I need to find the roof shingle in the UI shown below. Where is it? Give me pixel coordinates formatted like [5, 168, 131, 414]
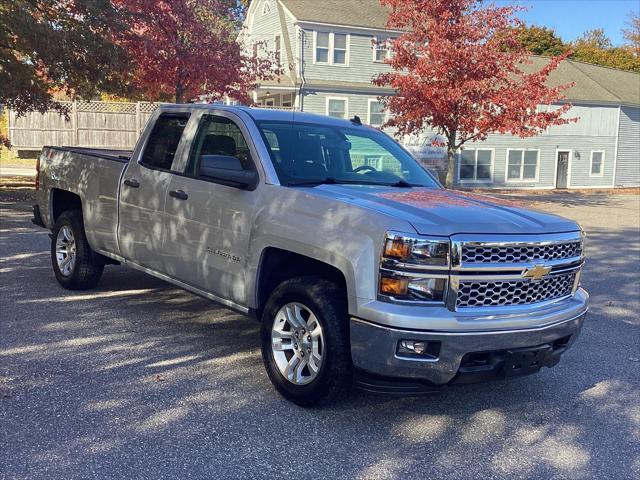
[280, 0, 392, 30]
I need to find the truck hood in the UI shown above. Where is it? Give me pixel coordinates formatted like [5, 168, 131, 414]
[304, 185, 579, 236]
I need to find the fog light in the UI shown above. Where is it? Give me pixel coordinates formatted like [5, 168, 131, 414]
[400, 340, 426, 354]
[397, 340, 440, 359]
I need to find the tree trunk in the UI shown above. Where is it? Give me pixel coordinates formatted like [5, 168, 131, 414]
[175, 83, 184, 104]
[445, 131, 457, 188]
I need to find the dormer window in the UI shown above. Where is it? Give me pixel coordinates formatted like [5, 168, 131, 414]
[262, 1, 271, 15]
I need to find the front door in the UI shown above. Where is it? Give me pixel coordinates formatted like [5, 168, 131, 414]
[163, 113, 260, 305]
[556, 151, 570, 189]
[118, 112, 190, 271]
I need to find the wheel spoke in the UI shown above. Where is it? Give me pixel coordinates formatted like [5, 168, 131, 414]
[284, 355, 301, 382]
[294, 357, 307, 383]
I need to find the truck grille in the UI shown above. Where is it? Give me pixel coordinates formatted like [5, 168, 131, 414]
[456, 272, 576, 308]
[461, 241, 582, 264]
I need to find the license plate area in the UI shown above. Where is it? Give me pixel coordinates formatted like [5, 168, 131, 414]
[503, 345, 553, 377]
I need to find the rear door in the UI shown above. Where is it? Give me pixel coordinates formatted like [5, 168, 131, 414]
[162, 112, 262, 306]
[118, 112, 191, 271]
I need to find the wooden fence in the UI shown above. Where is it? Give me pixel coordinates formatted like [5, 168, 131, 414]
[8, 101, 160, 151]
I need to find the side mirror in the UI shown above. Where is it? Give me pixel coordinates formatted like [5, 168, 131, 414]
[198, 155, 259, 190]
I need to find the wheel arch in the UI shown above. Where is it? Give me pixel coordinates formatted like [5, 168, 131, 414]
[253, 247, 352, 318]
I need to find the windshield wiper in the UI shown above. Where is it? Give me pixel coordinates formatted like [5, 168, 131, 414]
[287, 178, 424, 188]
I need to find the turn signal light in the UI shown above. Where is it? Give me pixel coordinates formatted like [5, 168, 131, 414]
[380, 276, 408, 296]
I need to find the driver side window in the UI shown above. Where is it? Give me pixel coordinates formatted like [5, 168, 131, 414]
[187, 115, 253, 178]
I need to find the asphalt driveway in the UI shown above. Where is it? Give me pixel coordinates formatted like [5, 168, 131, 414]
[1, 192, 639, 479]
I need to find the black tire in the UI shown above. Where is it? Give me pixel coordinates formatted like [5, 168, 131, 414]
[260, 276, 352, 407]
[51, 210, 104, 290]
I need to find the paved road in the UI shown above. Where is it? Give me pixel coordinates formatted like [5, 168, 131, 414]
[1, 193, 639, 480]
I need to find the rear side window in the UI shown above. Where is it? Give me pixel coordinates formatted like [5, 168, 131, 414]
[141, 114, 190, 170]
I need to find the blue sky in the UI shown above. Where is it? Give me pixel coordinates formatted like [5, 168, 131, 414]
[500, 0, 638, 46]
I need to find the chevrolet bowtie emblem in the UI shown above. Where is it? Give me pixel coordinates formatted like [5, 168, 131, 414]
[522, 264, 552, 281]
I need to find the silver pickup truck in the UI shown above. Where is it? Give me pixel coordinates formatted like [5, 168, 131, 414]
[33, 105, 589, 406]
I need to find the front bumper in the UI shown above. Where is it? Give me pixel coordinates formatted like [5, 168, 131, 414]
[350, 293, 588, 392]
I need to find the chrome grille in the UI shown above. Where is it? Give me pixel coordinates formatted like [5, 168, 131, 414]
[456, 272, 576, 308]
[461, 241, 582, 264]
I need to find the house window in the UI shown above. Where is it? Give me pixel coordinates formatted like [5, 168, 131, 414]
[507, 149, 539, 181]
[316, 32, 330, 63]
[460, 149, 493, 182]
[590, 151, 604, 176]
[327, 97, 347, 119]
[261, 1, 271, 15]
[373, 37, 390, 62]
[282, 93, 293, 108]
[368, 100, 386, 126]
[274, 34, 281, 66]
[314, 32, 349, 65]
[333, 34, 347, 65]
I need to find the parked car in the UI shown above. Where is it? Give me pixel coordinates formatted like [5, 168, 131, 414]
[32, 105, 589, 406]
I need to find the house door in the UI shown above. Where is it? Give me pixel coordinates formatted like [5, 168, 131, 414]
[556, 151, 570, 188]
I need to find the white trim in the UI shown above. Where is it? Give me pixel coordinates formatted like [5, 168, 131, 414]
[326, 96, 349, 119]
[367, 98, 387, 126]
[504, 148, 541, 183]
[457, 148, 495, 184]
[611, 105, 621, 187]
[312, 31, 350, 67]
[296, 20, 403, 35]
[589, 150, 606, 177]
[554, 149, 572, 188]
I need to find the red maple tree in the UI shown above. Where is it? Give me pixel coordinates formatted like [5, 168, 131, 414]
[113, 0, 278, 103]
[374, 0, 575, 187]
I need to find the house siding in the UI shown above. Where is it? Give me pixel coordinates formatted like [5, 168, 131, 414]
[301, 28, 393, 84]
[302, 90, 383, 122]
[454, 104, 619, 188]
[615, 106, 640, 187]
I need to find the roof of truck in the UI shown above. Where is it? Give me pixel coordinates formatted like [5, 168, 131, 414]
[158, 104, 374, 128]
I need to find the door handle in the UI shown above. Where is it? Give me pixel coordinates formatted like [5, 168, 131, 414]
[124, 178, 140, 188]
[169, 189, 188, 200]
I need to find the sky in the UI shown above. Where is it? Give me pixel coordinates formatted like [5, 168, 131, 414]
[500, 0, 639, 46]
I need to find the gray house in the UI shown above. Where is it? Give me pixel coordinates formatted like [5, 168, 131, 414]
[244, 0, 640, 189]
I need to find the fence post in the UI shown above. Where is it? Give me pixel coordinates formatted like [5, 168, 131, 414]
[72, 101, 79, 146]
[136, 102, 141, 135]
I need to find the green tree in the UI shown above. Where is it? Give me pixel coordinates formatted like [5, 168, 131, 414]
[514, 25, 568, 56]
[0, 0, 131, 146]
[571, 29, 640, 73]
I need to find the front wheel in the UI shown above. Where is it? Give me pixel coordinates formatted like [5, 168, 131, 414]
[51, 210, 104, 290]
[260, 277, 352, 407]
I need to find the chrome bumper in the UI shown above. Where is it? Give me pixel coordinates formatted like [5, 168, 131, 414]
[350, 295, 588, 386]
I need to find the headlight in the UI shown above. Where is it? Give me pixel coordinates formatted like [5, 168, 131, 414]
[379, 232, 450, 304]
[382, 232, 449, 268]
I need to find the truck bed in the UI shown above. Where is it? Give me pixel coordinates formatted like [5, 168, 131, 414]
[46, 146, 132, 162]
[38, 146, 132, 257]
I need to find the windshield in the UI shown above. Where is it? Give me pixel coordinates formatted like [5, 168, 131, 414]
[256, 120, 441, 188]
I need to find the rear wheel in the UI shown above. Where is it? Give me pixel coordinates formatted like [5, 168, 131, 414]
[260, 276, 352, 406]
[51, 210, 104, 290]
